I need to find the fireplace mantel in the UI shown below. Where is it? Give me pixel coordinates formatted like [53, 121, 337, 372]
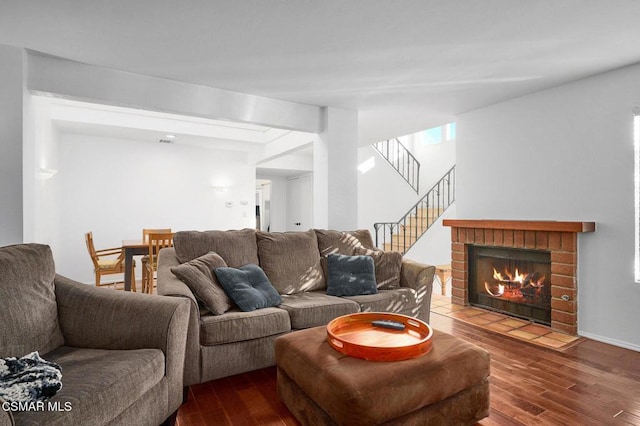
[443, 219, 595, 233]
[442, 219, 596, 336]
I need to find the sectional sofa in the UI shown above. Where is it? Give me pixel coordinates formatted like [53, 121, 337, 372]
[157, 228, 435, 386]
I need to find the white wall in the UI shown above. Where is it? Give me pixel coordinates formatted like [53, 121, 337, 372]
[21, 51, 367, 243]
[258, 151, 313, 174]
[54, 133, 255, 283]
[403, 137, 457, 291]
[405, 205, 456, 265]
[405, 205, 457, 297]
[0, 45, 24, 245]
[28, 98, 62, 254]
[315, 107, 359, 230]
[457, 63, 640, 350]
[357, 146, 420, 240]
[411, 138, 456, 195]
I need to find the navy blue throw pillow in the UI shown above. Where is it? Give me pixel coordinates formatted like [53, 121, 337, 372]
[214, 264, 282, 311]
[326, 253, 377, 297]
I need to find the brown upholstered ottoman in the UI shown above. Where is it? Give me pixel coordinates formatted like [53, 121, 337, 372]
[275, 326, 490, 426]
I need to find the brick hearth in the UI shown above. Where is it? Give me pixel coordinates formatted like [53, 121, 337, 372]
[442, 220, 595, 336]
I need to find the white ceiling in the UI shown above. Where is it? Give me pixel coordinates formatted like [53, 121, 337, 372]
[3, 1, 640, 143]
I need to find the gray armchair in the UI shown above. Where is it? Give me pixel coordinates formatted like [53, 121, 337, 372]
[0, 244, 190, 426]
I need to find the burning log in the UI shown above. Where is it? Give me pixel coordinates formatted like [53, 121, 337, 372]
[486, 266, 546, 300]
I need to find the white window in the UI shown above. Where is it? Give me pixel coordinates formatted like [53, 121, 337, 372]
[422, 127, 442, 145]
[445, 122, 456, 141]
[420, 123, 456, 145]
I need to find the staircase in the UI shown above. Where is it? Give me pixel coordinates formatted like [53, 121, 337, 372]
[373, 138, 420, 193]
[374, 166, 456, 254]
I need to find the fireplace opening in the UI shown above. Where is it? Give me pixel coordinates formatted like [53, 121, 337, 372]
[468, 246, 551, 325]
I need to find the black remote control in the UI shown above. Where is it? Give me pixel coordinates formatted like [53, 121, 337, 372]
[371, 320, 405, 331]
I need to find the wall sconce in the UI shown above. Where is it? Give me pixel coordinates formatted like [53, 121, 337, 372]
[39, 168, 58, 180]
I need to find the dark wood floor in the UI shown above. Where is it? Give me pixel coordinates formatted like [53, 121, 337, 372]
[177, 312, 640, 425]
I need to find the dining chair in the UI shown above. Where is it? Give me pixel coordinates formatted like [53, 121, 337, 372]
[140, 228, 172, 292]
[142, 228, 172, 243]
[85, 231, 136, 290]
[142, 232, 174, 294]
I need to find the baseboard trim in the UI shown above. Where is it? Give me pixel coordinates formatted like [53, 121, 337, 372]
[578, 330, 640, 352]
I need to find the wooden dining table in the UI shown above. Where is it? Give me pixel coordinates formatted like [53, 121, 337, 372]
[122, 240, 149, 292]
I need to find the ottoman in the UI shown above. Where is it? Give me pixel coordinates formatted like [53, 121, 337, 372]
[275, 326, 490, 426]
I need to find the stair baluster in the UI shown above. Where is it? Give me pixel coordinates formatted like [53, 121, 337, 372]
[374, 165, 456, 254]
[373, 138, 420, 193]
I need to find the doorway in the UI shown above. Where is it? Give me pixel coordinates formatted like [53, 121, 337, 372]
[286, 174, 313, 231]
[256, 179, 272, 231]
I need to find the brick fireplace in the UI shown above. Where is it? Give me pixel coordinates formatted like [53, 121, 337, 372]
[442, 220, 595, 336]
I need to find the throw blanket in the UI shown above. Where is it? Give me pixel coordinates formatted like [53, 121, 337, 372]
[0, 351, 62, 403]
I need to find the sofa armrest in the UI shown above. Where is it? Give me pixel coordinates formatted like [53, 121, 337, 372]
[54, 274, 190, 412]
[55, 274, 188, 351]
[400, 259, 435, 322]
[157, 247, 202, 387]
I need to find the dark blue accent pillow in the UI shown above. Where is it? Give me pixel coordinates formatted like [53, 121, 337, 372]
[326, 253, 378, 297]
[214, 264, 282, 311]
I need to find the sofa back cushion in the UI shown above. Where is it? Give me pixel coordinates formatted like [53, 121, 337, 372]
[0, 244, 64, 357]
[173, 229, 259, 267]
[256, 230, 325, 294]
[353, 247, 403, 290]
[314, 229, 375, 256]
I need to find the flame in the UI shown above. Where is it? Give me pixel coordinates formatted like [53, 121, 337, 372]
[493, 267, 533, 284]
[513, 268, 526, 284]
[486, 265, 547, 298]
[531, 274, 546, 287]
[484, 281, 505, 297]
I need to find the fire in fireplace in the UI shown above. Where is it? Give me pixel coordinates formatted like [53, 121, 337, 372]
[468, 246, 551, 325]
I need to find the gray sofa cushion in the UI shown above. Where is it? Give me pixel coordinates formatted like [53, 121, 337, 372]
[354, 247, 403, 290]
[314, 229, 375, 257]
[345, 288, 418, 316]
[279, 292, 360, 329]
[13, 346, 164, 425]
[173, 229, 259, 267]
[257, 230, 325, 294]
[214, 264, 282, 312]
[0, 244, 64, 358]
[171, 251, 232, 315]
[200, 335, 284, 383]
[199, 308, 290, 345]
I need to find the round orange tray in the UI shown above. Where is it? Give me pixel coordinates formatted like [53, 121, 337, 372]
[326, 312, 433, 361]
